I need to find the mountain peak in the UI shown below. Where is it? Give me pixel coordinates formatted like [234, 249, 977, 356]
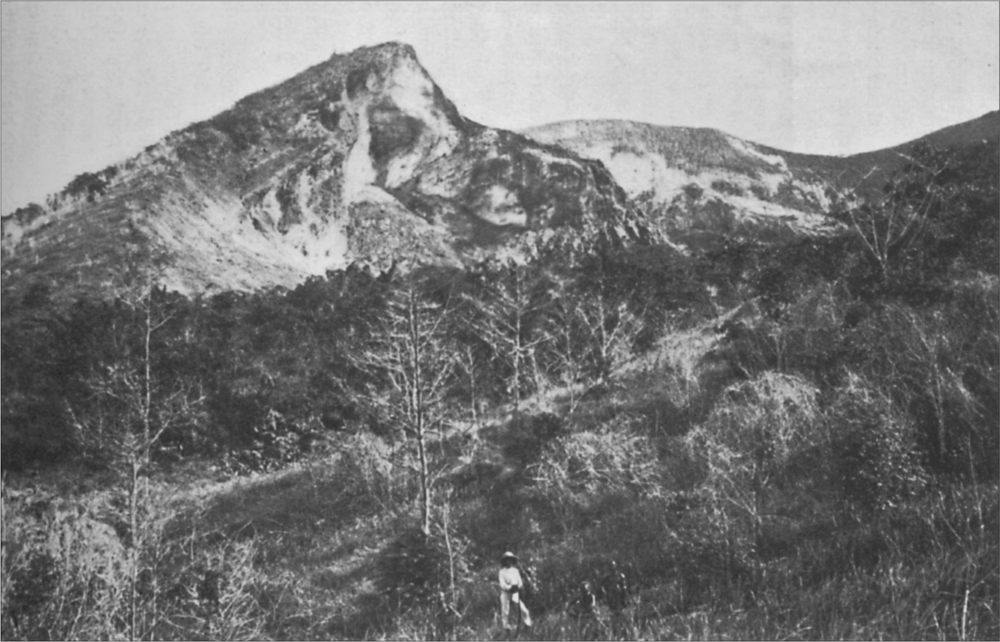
[337, 41, 419, 61]
[325, 41, 423, 83]
[2, 42, 651, 299]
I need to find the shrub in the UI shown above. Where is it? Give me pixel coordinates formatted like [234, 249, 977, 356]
[375, 527, 470, 612]
[1, 478, 290, 641]
[62, 169, 114, 202]
[852, 295, 999, 479]
[682, 183, 704, 200]
[673, 371, 823, 605]
[827, 373, 928, 513]
[332, 432, 416, 515]
[685, 372, 822, 518]
[500, 412, 567, 466]
[219, 411, 320, 476]
[527, 417, 662, 522]
[208, 110, 263, 152]
[2, 489, 126, 640]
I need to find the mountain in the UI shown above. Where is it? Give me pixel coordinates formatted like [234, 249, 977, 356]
[522, 111, 999, 246]
[1, 43, 650, 299]
[3, 40, 994, 300]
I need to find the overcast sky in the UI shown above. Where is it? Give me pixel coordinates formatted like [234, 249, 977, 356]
[2, 2, 998, 215]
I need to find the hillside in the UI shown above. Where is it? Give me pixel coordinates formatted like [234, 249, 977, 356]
[5, 157, 998, 636]
[4, 245, 998, 638]
[774, 109, 1000, 195]
[1, 43, 649, 300]
[522, 110, 999, 245]
[522, 120, 840, 244]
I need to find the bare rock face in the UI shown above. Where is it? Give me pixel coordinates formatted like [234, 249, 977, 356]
[522, 120, 843, 246]
[1, 43, 651, 299]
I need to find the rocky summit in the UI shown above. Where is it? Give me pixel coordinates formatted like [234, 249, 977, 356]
[1, 43, 650, 298]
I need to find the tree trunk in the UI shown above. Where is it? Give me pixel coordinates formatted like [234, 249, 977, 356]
[409, 288, 433, 536]
[513, 312, 522, 413]
[129, 457, 140, 640]
[417, 412, 431, 535]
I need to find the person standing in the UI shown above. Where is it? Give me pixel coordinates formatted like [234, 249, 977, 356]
[498, 551, 532, 631]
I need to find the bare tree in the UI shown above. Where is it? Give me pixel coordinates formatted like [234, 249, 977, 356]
[543, 257, 645, 410]
[462, 261, 549, 412]
[358, 276, 456, 534]
[455, 343, 483, 429]
[68, 237, 203, 639]
[546, 296, 588, 409]
[574, 289, 644, 383]
[835, 146, 955, 282]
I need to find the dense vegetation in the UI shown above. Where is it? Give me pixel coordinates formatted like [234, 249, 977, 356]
[3, 142, 998, 639]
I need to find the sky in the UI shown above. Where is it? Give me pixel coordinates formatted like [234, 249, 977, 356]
[2, 2, 998, 215]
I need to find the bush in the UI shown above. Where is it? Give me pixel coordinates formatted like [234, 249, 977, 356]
[527, 417, 662, 520]
[850, 293, 999, 479]
[208, 109, 263, 152]
[375, 528, 469, 612]
[684, 372, 822, 519]
[1, 479, 291, 641]
[2, 489, 126, 640]
[219, 410, 320, 476]
[62, 167, 116, 201]
[333, 432, 416, 514]
[500, 412, 567, 466]
[827, 373, 928, 513]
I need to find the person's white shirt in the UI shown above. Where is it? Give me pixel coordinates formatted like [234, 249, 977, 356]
[498, 566, 523, 593]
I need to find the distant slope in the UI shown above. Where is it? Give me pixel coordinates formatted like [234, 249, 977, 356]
[522, 111, 999, 245]
[522, 120, 843, 245]
[1, 43, 650, 300]
[774, 109, 1000, 194]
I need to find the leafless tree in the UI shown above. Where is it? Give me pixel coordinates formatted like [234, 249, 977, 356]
[358, 276, 456, 534]
[574, 289, 644, 383]
[835, 148, 955, 281]
[68, 238, 203, 638]
[462, 262, 548, 412]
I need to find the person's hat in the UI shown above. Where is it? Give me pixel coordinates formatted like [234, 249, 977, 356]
[500, 551, 518, 562]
